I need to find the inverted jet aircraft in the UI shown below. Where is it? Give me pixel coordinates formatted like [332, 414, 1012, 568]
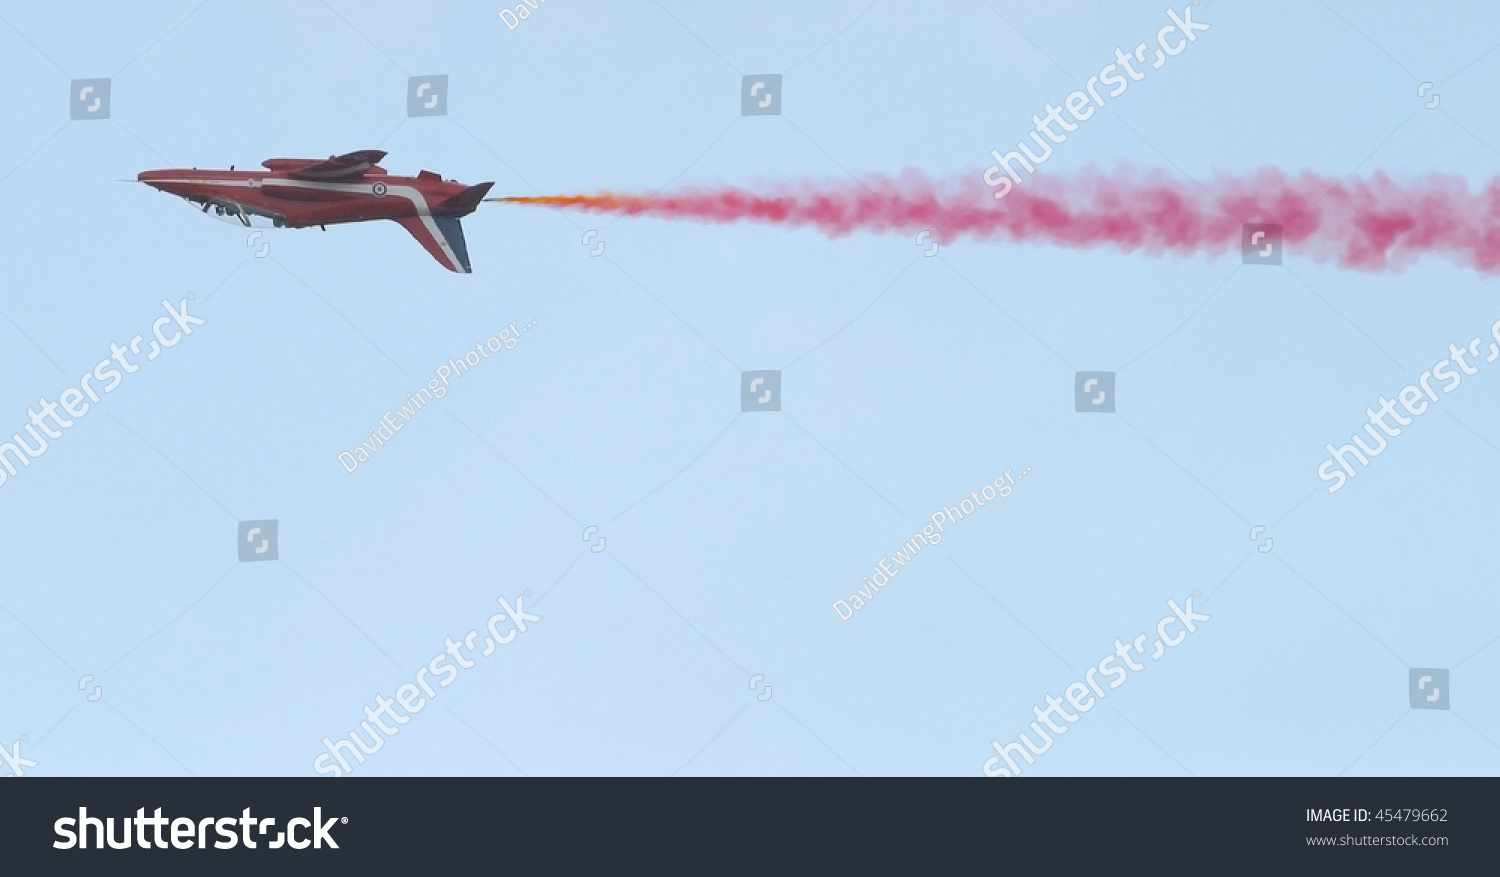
[138, 150, 493, 273]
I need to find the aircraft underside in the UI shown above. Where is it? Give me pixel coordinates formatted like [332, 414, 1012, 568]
[140, 150, 493, 272]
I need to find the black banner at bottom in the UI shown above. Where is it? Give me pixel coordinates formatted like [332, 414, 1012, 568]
[0, 777, 1487, 872]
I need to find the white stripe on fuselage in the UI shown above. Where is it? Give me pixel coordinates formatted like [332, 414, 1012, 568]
[148, 176, 462, 271]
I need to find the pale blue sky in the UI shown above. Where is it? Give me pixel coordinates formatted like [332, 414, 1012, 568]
[3, 0, 1500, 776]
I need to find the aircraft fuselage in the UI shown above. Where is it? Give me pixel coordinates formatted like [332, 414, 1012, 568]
[138, 150, 494, 273]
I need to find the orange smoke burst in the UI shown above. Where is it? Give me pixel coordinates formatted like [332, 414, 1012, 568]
[488, 194, 638, 210]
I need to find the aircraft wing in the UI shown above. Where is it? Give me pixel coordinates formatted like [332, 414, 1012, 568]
[285, 150, 388, 181]
[395, 215, 473, 273]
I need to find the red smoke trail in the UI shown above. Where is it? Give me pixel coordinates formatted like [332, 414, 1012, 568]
[493, 167, 1500, 273]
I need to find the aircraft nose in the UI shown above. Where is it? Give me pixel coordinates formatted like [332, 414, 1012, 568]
[137, 171, 186, 195]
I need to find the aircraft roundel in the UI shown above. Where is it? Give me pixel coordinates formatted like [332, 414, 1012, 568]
[372, 182, 388, 197]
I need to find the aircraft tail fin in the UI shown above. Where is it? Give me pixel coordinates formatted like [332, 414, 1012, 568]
[396, 215, 473, 273]
[437, 181, 494, 216]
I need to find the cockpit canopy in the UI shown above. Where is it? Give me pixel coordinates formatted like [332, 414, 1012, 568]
[263, 150, 388, 181]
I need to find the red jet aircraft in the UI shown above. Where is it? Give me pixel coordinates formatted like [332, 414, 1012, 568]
[138, 150, 493, 273]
